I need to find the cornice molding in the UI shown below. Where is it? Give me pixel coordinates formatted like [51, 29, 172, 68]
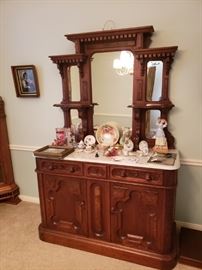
[49, 54, 86, 65]
[66, 25, 154, 43]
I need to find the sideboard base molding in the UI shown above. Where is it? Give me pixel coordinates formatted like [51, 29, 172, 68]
[39, 224, 178, 270]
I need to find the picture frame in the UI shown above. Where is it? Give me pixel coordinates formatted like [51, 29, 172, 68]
[33, 145, 74, 159]
[11, 65, 40, 97]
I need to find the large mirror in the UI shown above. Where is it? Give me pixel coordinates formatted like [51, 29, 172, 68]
[91, 52, 133, 128]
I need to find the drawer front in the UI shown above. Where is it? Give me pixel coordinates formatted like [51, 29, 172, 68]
[84, 163, 107, 179]
[37, 159, 83, 176]
[109, 166, 163, 185]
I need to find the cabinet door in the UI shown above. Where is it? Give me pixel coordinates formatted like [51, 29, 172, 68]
[87, 180, 110, 241]
[110, 183, 162, 252]
[42, 174, 87, 236]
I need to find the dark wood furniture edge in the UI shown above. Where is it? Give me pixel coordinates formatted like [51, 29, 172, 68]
[39, 224, 178, 270]
[179, 256, 202, 269]
[0, 183, 21, 204]
[0, 97, 21, 204]
[179, 227, 202, 268]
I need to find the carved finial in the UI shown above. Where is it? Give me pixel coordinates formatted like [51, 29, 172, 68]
[102, 20, 116, 30]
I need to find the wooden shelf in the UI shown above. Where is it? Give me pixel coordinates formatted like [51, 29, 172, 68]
[53, 103, 98, 109]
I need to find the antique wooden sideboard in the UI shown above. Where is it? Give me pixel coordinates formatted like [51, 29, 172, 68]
[35, 26, 179, 269]
[36, 153, 179, 270]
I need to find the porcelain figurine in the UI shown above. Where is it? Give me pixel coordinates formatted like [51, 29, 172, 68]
[77, 140, 85, 150]
[153, 118, 168, 154]
[139, 140, 149, 156]
[123, 138, 134, 156]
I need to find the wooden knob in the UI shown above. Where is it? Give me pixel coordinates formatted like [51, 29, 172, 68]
[145, 173, 151, 181]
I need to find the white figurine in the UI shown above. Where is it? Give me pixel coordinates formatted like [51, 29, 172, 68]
[123, 138, 134, 156]
[78, 140, 85, 149]
[153, 118, 168, 154]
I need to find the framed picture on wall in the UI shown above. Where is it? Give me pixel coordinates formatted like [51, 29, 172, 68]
[11, 65, 40, 97]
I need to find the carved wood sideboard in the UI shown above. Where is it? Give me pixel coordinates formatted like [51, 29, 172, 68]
[35, 25, 180, 269]
[36, 156, 178, 269]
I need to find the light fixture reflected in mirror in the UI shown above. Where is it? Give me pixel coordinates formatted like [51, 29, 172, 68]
[113, 51, 134, 76]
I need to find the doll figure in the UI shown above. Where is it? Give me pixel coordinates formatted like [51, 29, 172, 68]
[153, 118, 168, 154]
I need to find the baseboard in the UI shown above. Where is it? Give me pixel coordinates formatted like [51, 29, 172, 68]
[19, 195, 39, 204]
[176, 220, 202, 231]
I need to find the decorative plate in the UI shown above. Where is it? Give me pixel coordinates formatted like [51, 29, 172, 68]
[96, 123, 120, 147]
[84, 135, 96, 146]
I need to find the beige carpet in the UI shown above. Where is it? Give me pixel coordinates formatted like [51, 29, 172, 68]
[0, 201, 199, 270]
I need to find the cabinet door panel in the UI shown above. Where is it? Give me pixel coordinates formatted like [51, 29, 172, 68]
[43, 174, 87, 235]
[87, 180, 110, 241]
[111, 183, 161, 252]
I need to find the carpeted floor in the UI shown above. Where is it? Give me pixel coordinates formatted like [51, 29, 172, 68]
[0, 201, 199, 270]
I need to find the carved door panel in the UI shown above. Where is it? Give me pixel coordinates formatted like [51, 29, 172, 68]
[43, 174, 87, 236]
[110, 183, 162, 252]
[87, 180, 110, 241]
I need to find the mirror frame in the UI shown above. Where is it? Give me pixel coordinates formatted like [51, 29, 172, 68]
[49, 26, 178, 149]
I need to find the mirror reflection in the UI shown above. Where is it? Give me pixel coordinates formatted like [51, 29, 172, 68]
[70, 66, 80, 101]
[70, 109, 81, 126]
[146, 61, 163, 101]
[145, 110, 161, 138]
[91, 52, 133, 128]
[113, 51, 134, 76]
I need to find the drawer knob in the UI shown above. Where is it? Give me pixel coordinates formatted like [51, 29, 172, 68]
[145, 173, 152, 181]
[48, 165, 54, 170]
[69, 167, 75, 173]
[121, 170, 127, 177]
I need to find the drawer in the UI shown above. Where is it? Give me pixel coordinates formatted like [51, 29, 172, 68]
[36, 159, 83, 176]
[84, 163, 107, 179]
[109, 166, 163, 185]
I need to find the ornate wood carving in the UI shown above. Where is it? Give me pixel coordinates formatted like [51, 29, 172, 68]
[85, 163, 107, 179]
[50, 54, 86, 65]
[51, 25, 179, 141]
[36, 158, 178, 269]
[111, 184, 159, 251]
[90, 184, 103, 236]
[43, 174, 87, 235]
[49, 27, 178, 146]
[66, 26, 154, 50]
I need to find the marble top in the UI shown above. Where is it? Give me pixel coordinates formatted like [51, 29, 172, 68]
[64, 149, 180, 171]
